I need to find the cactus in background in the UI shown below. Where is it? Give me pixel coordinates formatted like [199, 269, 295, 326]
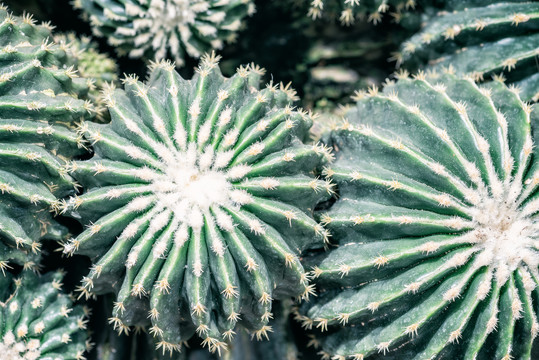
[73, 0, 256, 66]
[54, 33, 119, 121]
[0, 271, 90, 360]
[61, 53, 333, 354]
[0, 7, 95, 272]
[298, 73, 539, 359]
[398, 2, 539, 102]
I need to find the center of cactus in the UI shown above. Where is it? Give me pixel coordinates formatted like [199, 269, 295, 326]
[470, 193, 536, 283]
[149, 0, 195, 30]
[0, 331, 40, 360]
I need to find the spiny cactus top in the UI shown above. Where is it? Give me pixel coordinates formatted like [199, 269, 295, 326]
[74, 0, 256, 66]
[62, 54, 333, 354]
[0, 8, 95, 272]
[0, 271, 90, 360]
[397, 1, 539, 102]
[298, 73, 538, 359]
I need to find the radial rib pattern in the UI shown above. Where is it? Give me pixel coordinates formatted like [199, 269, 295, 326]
[62, 54, 333, 354]
[0, 7, 95, 272]
[298, 73, 539, 359]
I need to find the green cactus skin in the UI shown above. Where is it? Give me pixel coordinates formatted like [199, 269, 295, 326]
[297, 73, 539, 359]
[61, 54, 333, 354]
[0, 271, 90, 360]
[0, 7, 95, 272]
[73, 0, 256, 66]
[398, 2, 539, 102]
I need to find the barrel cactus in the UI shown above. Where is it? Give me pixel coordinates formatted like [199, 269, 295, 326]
[398, 1, 539, 102]
[298, 73, 539, 359]
[61, 53, 333, 353]
[73, 0, 256, 66]
[0, 7, 95, 272]
[0, 271, 90, 360]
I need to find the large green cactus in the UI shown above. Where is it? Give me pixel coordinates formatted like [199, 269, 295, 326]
[0, 7, 95, 272]
[73, 0, 256, 66]
[0, 271, 90, 360]
[61, 54, 333, 354]
[398, 2, 539, 102]
[298, 73, 539, 359]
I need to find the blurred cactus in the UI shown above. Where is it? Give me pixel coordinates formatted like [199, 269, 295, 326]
[73, 0, 256, 66]
[298, 73, 539, 359]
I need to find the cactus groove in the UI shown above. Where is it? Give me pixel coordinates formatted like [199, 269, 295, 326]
[62, 54, 333, 354]
[298, 73, 539, 359]
[0, 7, 95, 272]
[74, 0, 256, 66]
[0, 271, 90, 360]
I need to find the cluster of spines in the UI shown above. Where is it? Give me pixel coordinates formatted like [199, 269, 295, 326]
[396, 2, 539, 102]
[58, 54, 333, 353]
[0, 271, 91, 360]
[0, 7, 95, 271]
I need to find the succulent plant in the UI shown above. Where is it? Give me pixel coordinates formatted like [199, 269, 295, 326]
[297, 73, 539, 359]
[73, 0, 256, 66]
[398, 1, 539, 102]
[0, 7, 95, 272]
[0, 271, 90, 360]
[61, 53, 333, 354]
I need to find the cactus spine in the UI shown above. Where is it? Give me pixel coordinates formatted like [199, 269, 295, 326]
[62, 53, 333, 354]
[74, 0, 256, 66]
[298, 73, 538, 359]
[0, 7, 95, 272]
[0, 271, 90, 360]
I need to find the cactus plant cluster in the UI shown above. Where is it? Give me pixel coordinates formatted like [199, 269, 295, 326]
[0, 271, 90, 360]
[398, 2, 539, 102]
[298, 73, 538, 359]
[73, 0, 256, 66]
[1, 0, 539, 359]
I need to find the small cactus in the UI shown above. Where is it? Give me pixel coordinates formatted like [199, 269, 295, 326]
[398, 2, 539, 102]
[0, 271, 90, 360]
[0, 7, 94, 271]
[299, 73, 538, 359]
[73, 0, 256, 66]
[62, 53, 333, 354]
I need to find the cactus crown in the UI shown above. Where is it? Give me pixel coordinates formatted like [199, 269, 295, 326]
[299, 73, 538, 359]
[62, 53, 333, 354]
[0, 271, 89, 360]
[75, 0, 256, 65]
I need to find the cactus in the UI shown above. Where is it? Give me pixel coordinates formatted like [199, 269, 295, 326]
[0, 271, 90, 360]
[298, 73, 539, 359]
[398, 2, 539, 102]
[73, 0, 256, 66]
[61, 53, 333, 354]
[0, 7, 95, 272]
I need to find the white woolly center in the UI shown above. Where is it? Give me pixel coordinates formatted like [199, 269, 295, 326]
[471, 195, 538, 284]
[0, 332, 41, 360]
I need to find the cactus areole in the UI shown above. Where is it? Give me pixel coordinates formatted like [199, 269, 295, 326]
[299, 73, 539, 359]
[62, 54, 333, 354]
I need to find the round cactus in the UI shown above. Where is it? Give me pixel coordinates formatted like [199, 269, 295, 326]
[73, 0, 256, 66]
[0, 7, 95, 272]
[0, 271, 90, 360]
[397, 2, 539, 102]
[298, 73, 538, 359]
[61, 53, 333, 354]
